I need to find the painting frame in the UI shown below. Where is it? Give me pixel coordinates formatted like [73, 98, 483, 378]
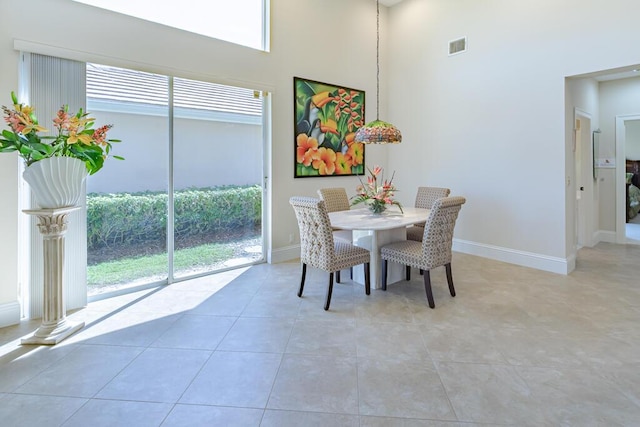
[293, 77, 366, 178]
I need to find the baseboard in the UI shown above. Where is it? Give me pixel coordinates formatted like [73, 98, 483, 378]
[453, 239, 571, 275]
[0, 300, 21, 328]
[274, 240, 570, 274]
[595, 230, 617, 244]
[269, 244, 300, 264]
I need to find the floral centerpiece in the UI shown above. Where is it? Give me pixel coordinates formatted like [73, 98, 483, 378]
[351, 165, 403, 214]
[1, 91, 122, 175]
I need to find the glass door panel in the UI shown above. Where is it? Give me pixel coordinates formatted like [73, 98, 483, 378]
[172, 78, 264, 279]
[86, 64, 170, 297]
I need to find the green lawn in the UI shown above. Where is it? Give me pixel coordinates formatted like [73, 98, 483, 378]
[87, 242, 234, 285]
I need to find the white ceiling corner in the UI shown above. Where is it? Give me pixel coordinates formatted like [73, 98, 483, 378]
[379, 0, 404, 7]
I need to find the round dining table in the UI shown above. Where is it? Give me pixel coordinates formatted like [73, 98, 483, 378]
[328, 207, 430, 289]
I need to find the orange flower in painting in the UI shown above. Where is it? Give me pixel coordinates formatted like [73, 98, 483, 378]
[334, 152, 353, 175]
[344, 132, 356, 145]
[296, 133, 319, 166]
[347, 142, 364, 166]
[312, 147, 336, 175]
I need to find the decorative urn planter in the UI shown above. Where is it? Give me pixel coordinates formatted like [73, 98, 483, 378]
[22, 157, 88, 209]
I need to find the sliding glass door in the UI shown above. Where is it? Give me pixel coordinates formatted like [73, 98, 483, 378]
[85, 64, 264, 297]
[172, 78, 264, 279]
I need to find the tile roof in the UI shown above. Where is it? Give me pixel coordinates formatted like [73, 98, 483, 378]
[86, 63, 262, 116]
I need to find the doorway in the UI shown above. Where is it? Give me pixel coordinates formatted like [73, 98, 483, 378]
[616, 115, 640, 245]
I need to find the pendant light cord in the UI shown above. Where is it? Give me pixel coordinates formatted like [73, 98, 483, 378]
[376, 0, 380, 121]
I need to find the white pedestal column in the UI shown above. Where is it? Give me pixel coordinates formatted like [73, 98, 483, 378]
[22, 207, 84, 345]
[352, 227, 407, 289]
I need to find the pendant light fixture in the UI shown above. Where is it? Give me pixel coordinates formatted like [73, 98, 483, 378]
[354, 0, 402, 144]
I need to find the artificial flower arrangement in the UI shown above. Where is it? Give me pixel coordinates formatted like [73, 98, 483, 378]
[1, 91, 122, 174]
[351, 165, 403, 214]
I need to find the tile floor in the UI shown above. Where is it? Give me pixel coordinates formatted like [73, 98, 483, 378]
[1, 243, 640, 426]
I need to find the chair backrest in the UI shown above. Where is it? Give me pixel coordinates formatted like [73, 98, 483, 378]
[415, 187, 451, 209]
[317, 188, 350, 212]
[289, 196, 335, 270]
[421, 196, 466, 269]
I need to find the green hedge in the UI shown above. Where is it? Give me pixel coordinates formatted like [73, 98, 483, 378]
[87, 185, 262, 250]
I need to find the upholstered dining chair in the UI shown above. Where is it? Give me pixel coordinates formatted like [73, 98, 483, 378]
[317, 187, 350, 212]
[317, 187, 354, 279]
[381, 196, 466, 308]
[290, 196, 371, 310]
[406, 186, 451, 242]
[317, 187, 352, 242]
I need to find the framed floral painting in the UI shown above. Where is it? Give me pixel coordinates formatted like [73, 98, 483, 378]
[294, 77, 365, 177]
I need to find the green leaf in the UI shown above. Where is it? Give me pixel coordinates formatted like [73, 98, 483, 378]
[1, 129, 19, 141]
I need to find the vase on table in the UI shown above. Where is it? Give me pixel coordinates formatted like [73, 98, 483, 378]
[22, 157, 88, 209]
[368, 200, 387, 214]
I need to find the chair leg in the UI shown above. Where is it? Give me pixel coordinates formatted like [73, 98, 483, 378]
[423, 270, 435, 309]
[298, 263, 307, 297]
[350, 267, 353, 280]
[406, 265, 411, 281]
[381, 260, 388, 291]
[445, 263, 456, 297]
[364, 262, 371, 295]
[324, 272, 334, 311]
[336, 270, 341, 283]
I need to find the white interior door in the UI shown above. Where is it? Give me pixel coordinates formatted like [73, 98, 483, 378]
[574, 110, 593, 249]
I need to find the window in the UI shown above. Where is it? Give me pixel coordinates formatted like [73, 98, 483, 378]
[73, 0, 269, 51]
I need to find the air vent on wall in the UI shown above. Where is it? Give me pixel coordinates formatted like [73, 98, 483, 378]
[448, 37, 467, 56]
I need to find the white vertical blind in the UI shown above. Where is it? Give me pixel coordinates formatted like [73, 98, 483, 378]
[27, 53, 88, 318]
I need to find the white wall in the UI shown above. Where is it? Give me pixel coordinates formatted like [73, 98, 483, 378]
[624, 120, 640, 160]
[387, 0, 640, 272]
[626, 120, 640, 160]
[0, 1, 21, 326]
[0, 0, 388, 325]
[598, 78, 640, 159]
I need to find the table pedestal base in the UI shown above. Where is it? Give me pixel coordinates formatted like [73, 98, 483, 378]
[22, 319, 85, 345]
[351, 228, 407, 289]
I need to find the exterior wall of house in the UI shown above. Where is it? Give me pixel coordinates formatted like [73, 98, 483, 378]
[85, 110, 263, 194]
